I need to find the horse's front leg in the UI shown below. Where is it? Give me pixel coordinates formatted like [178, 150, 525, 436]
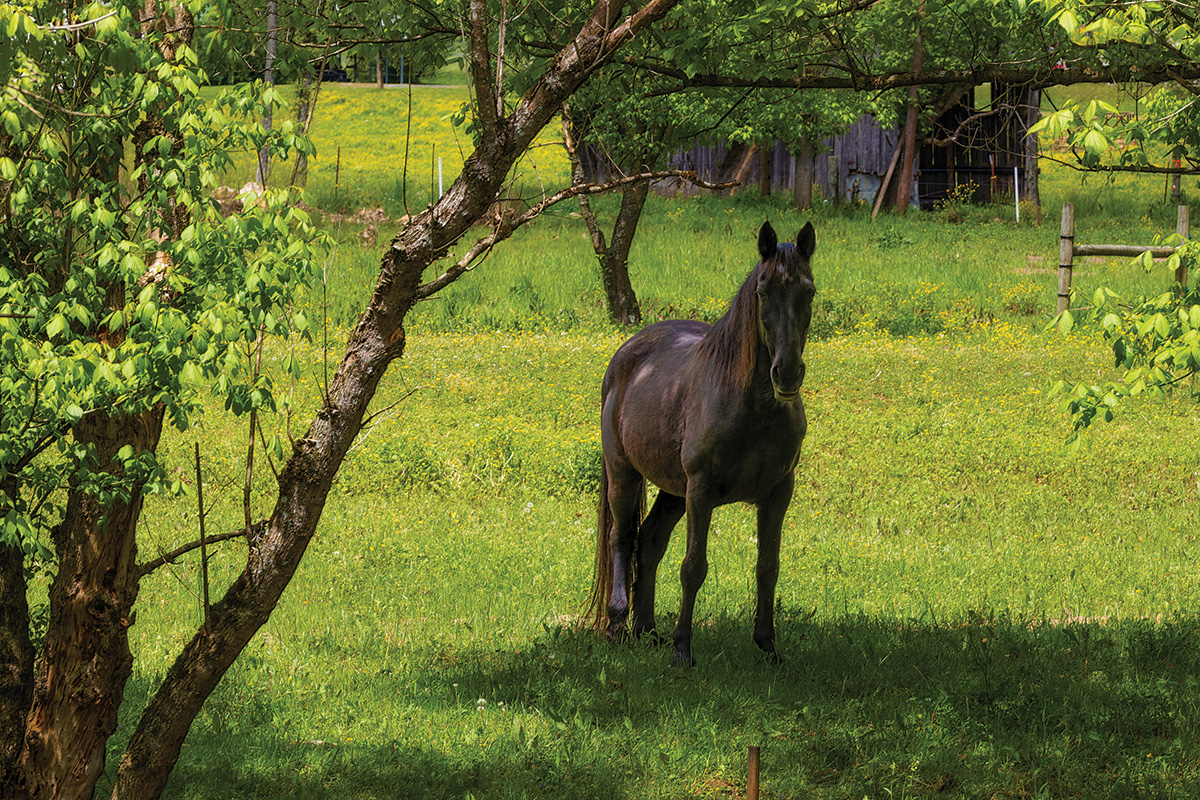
[631, 491, 685, 641]
[753, 473, 795, 662]
[672, 489, 715, 666]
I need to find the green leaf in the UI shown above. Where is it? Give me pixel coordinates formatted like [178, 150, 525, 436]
[46, 314, 67, 340]
[1082, 129, 1109, 156]
[1056, 310, 1075, 335]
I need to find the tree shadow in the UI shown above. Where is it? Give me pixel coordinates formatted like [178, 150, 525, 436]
[108, 609, 1200, 799]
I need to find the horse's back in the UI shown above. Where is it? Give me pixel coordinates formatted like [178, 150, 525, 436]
[602, 320, 708, 391]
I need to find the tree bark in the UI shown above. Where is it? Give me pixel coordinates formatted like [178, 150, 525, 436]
[0, 530, 32, 799]
[1022, 87, 1041, 216]
[896, 4, 924, 216]
[110, 2, 682, 798]
[20, 406, 165, 800]
[598, 182, 649, 326]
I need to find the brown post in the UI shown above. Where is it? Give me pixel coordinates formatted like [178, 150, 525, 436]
[747, 745, 761, 800]
[896, 2, 924, 215]
[1176, 205, 1190, 287]
[793, 137, 814, 211]
[1058, 202, 1075, 314]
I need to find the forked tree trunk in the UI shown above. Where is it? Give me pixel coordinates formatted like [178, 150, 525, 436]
[20, 406, 165, 800]
[598, 182, 649, 326]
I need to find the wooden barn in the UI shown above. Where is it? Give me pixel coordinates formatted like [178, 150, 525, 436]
[592, 84, 1042, 211]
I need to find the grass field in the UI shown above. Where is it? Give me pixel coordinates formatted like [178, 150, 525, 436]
[93, 81, 1200, 798]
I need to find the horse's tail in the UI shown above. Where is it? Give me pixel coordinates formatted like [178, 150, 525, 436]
[584, 460, 645, 632]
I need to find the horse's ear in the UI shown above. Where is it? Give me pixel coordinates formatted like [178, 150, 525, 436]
[796, 222, 816, 260]
[758, 221, 778, 261]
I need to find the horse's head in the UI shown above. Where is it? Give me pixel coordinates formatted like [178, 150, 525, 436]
[755, 221, 816, 404]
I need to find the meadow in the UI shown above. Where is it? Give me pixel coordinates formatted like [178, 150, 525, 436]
[96, 82, 1200, 798]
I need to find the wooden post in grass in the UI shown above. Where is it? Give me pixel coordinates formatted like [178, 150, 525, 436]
[747, 746, 760, 800]
[1058, 202, 1074, 314]
[1057, 204, 1190, 314]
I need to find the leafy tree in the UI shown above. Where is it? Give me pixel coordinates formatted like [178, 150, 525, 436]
[0, 0, 324, 795]
[1022, 0, 1200, 174]
[1031, 1, 1200, 438]
[0, 0, 682, 796]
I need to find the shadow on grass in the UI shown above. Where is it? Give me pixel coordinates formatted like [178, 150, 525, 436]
[121, 609, 1200, 799]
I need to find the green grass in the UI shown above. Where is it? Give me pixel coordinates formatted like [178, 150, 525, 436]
[219, 82, 569, 217]
[86, 83, 1200, 798]
[99, 318, 1200, 799]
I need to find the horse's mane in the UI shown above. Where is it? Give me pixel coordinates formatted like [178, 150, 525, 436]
[698, 242, 805, 394]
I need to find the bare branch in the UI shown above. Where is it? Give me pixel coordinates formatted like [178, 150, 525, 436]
[415, 170, 734, 299]
[136, 525, 259, 579]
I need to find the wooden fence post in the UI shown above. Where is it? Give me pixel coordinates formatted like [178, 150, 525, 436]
[1058, 202, 1075, 314]
[1176, 205, 1190, 287]
[747, 746, 760, 800]
[1056, 204, 1190, 312]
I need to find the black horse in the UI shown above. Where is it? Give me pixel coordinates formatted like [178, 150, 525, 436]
[587, 221, 816, 666]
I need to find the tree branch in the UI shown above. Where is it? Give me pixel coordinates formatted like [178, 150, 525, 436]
[415, 170, 734, 299]
[620, 59, 1200, 93]
[136, 525, 259, 579]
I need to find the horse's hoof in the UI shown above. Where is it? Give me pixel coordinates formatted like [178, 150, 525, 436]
[634, 627, 665, 646]
[672, 648, 695, 667]
[605, 624, 629, 644]
[755, 638, 781, 665]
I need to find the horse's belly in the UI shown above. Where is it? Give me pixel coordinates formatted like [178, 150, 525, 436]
[611, 395, 691, 497]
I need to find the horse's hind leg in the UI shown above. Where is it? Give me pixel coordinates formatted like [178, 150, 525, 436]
[631, 491, 685, 640]
[604, 469, 643, 641]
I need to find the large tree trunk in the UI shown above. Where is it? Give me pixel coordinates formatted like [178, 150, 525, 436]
[896, 2, 924, 216]
[110, 2, 681, 798]
[0, 532, 32, 798]
[1022, 87, 1041, 215]
[20, 407, 165, 800]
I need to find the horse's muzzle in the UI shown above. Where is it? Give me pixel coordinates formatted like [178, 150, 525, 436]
[771, 360, 805, 403]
